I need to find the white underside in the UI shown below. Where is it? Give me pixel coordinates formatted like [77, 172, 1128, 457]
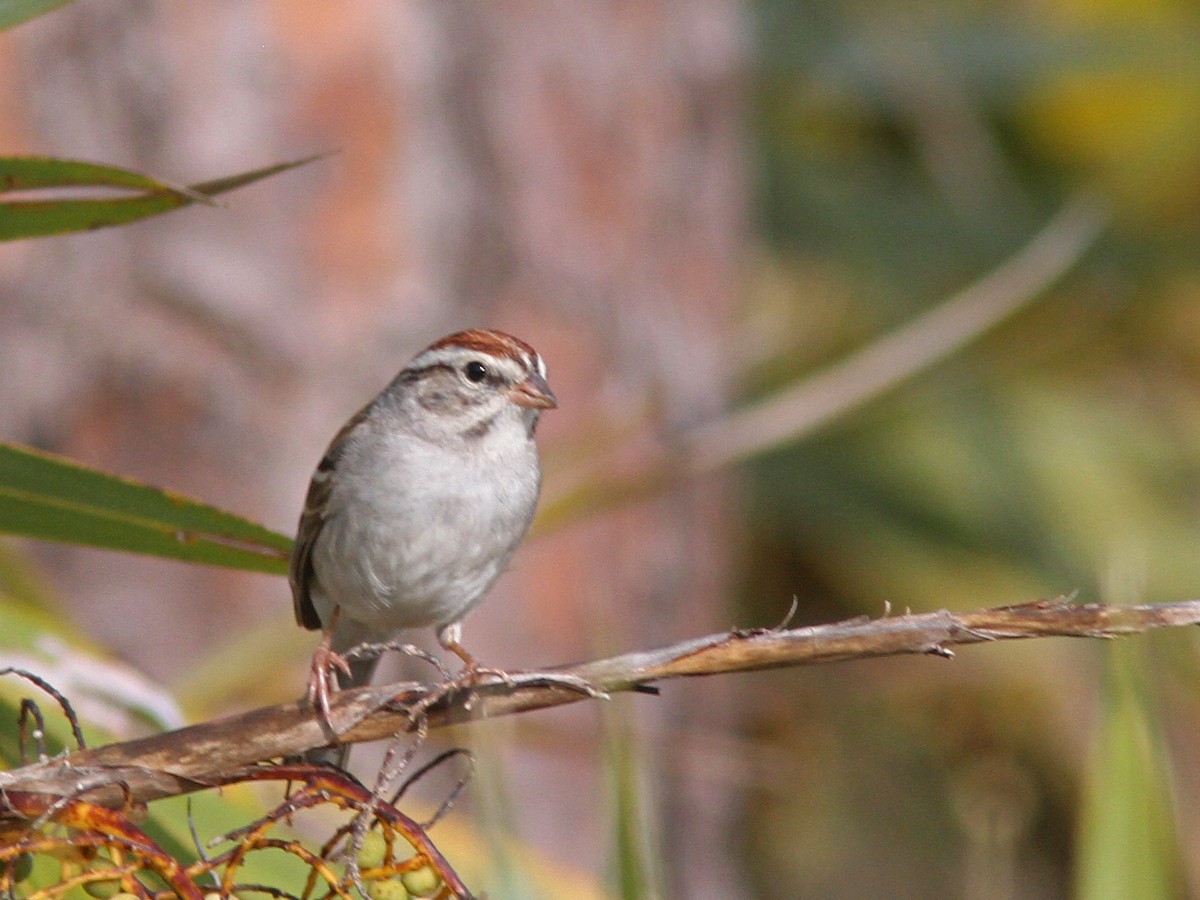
[309, 404, 540, 652]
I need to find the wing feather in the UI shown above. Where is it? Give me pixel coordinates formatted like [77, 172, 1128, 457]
[288, 402, 371, 630]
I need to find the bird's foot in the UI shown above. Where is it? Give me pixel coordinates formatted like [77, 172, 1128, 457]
[307, 639, 352, 738]
[396, 659, 508, 721]
[409, 666, 608, 721]
[457, 660, 518, 689]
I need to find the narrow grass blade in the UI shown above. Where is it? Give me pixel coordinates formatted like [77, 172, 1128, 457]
[0, 154, 327, 240]
[0, 443, 291, 574]
[0, 0, 74, 30]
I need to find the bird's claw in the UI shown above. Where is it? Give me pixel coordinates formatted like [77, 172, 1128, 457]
[307, 643, 353, 736]
[460, 662, 518, 689]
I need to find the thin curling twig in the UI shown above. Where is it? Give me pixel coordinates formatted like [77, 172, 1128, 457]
[394, 748, 476, 829]
[1, 667, 87, 754]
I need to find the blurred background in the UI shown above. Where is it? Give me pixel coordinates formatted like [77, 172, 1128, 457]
[2, 1, 1200, 897]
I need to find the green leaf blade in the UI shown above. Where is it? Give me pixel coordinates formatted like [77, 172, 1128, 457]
[1074, 641, 1184, 900]
[0, 154, 328, 240]
[0, 156, 181, 192]
[0, 443, 291, 574]
[0, 0, 74, 31]
[0, 195, 185, 239]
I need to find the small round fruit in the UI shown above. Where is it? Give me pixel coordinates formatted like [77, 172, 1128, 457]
[356, 831, 388, 870]
[4, 853, 33, 884]
[82, 861, 122, 899]
[365, 876, 408, 900]
[401, 865, 441, 897]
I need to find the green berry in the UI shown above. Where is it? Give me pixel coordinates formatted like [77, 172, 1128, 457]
[366, 876, 409, 900]
[356, 831, 389, 870]
[401, 865, 441, 897]
[82, 861, 122, 899]
[4, 853, 33, 883]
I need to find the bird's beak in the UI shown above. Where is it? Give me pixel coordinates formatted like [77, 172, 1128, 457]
[509, 371, 558, 409]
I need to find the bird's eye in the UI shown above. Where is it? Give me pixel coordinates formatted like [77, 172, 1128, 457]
[464, 360, 489, 383]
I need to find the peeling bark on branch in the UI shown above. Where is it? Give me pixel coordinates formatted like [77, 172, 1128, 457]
[3, 598, 1199, 828]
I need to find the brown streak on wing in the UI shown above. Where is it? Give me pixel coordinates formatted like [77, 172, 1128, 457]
[289, 402, 371, 631]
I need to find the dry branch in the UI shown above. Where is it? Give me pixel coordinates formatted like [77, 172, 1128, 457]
[3, 597, 1199, 829]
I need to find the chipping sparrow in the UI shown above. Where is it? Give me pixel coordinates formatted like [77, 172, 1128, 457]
[289, 329, 557, 725]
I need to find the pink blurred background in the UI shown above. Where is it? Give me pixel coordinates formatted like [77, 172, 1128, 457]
[0, 2, 747, 895]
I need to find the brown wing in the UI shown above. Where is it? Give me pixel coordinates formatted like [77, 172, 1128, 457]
[289, 402, 371, 631]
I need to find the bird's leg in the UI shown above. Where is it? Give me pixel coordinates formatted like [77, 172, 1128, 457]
[307, 607, 352, 735]
[433, 621, 608, 702]
[436, 621, 516, 688]
[390, 622, 509, 718]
